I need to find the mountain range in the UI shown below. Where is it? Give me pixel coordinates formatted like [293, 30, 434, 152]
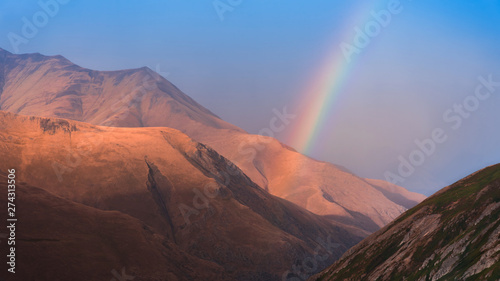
[310, 164, 500, 281]
[0, 47, 425, 232]
[0, 48, 427, 280]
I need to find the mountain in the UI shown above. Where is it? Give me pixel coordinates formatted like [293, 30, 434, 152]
[0, 171, 231, 281]
[197, 133, 424, 231]
[0, 48, 241, 132]
[310, 164, 500, 281]
[0, 48, 425, 232]
[365, 178, 427, 210]
[0, 111, 367, 280]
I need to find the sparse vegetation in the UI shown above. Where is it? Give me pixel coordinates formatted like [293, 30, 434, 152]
[315, 164, 500, 281]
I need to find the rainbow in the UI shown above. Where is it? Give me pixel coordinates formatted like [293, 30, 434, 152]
[286, 2, 386, 155]
[286, 50, 354, 155]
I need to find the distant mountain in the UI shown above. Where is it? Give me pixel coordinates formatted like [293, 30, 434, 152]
[365, 178, 426, 210]
[0, 48, 241, 132]
[0, 111, 367, 280]
[310, 164, 500, 281]
[0, 48, 425, 233]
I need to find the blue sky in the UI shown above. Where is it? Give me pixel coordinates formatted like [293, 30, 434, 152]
[1, 0, 499, 195]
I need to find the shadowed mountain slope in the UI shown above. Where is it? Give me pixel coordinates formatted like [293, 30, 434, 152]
[0, 172, 230, 281]
[0, 111, 368, 280]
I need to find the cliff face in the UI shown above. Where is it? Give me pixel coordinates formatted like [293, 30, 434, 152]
[311, 164, 500, 281]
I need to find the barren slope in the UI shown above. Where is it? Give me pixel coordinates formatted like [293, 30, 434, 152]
[0, 173, 230, 281]
[0, 111, 366, 280]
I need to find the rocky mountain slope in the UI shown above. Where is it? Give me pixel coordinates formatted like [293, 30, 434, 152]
[0, 111, 367, 280]
[0, 48, 425, 232]
[310, 164, 500, 281]
[0, 172, 231, 281]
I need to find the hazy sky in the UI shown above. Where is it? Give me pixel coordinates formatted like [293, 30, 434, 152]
[1, 0, 500, 195]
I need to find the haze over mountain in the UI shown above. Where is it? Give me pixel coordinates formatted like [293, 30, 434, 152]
[311, 164, 500, 281]
[0, 48, 425, 233]
[0, 111, 368, 280]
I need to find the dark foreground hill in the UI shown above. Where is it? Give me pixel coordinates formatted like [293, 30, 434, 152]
[311, 164, 500, 281]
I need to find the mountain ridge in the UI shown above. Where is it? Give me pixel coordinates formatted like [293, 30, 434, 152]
[310, 164, 500, 281]
[0, 47, 240, 132]
[0, 48, 425, 233]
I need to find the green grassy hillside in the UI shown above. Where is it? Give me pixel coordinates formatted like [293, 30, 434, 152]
[313, 164, 500, 281]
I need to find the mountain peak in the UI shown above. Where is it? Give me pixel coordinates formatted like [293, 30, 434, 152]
[0, 47, 155, 74]
[0, 49, 243, 132]
[0, 110, 364, 280]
